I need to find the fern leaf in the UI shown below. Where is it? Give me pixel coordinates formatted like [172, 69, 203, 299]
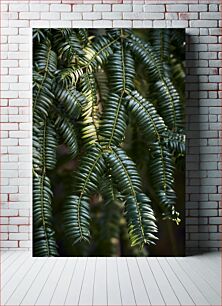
[54, 84, 85, 119]
[75, 29, 89, 47]
[79, 34, 117, 72]
[107, 41, 135, 93]
[34, 226, 58, 257]
[104, 147, 142, 196]
[162, 129, 186, 156]
[53, 29, 84, 64]
[154, 77, 184, 130]
[150, 29, 171, 75]
[95, 69, 109, 104]
[74, 145, 105, 196]
[79, 73, 100, 147]
[125, 193, 158, 247]
[56, 66, 84, 87]
[33, 75, 55, 123]
[33, 120, 57, 172]
[63, 195, 90, 244]
[127, 34, 163, 80]
[54, 113, 78, 159]
[104, 147, 158, 247]
[33, 173, 58, 256]
[148, 142, 180, 223]
[33, 39, 57, 75]
[99, 93, 127, 147]
[124, 90, 167, 142]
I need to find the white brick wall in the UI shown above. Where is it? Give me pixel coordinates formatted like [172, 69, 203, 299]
[1, 0, 221, 254]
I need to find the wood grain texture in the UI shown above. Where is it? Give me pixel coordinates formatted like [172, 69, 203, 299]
[0, 251, 220, 306]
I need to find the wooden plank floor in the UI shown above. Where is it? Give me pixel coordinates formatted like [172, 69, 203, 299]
[0, 251, 221, 306]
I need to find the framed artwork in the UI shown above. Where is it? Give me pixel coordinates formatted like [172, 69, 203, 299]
[33, 28, 185, 257]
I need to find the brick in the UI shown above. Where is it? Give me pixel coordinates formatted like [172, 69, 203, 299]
[167, 4, 188, 12]
[9, 4, 28, 12]
[61, 12, 82, 20]
[9, 20, 29, 28]
[191, 233, 209, 241]
[94, 4, 111, 11]
[102, 12, 122, 19]
[132, 5, 142, 12]
[209, 217, 222, 225]
[19, 226, 30, 233]
[153, 20, 172, 28]
[9, 233, 29, 240]
[19, 12, 40, 19]
[29, 4, 49, 11]
[1, 209, 18, 216]
[199, 209, 218, 217]
[165, 13, 178, 20]
[40, 12, 60, 20]
[210, 233, 221, 241]
[172, 20, 188, 28]
[83, 12, 101, 19]
[190, 20, 218, 28]
[93, 20, 112, 27]
[112, 4, 132, 11]
[200, 12, 221, 20]
[189, 4, 207, 11]
[113, 20, 132, 27]
[9, 217, 29, 225]
[72, 20, 93, 28]
[1, 123, 18, 131]
[19, 241, 31, 248]
[50, 4, 71, 12]
[74, 4, 92, 12]
[0, 241, 18, 248]
[209, 4, 219, 11]
[143, 5, 165, 12]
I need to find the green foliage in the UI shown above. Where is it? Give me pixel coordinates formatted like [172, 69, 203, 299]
[33, 28, 185, 256]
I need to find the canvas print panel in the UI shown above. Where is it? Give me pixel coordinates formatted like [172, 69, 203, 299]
[33, 28, 185, 257]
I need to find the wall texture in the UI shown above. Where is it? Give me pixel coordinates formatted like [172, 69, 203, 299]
[0, 0, 221, 255]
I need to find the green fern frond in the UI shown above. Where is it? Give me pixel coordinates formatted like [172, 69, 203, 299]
[56, 66, 84, 87]
[79, 73, 100, 147]
[33, 40, 57, 75]
[150, 29, 170, 66]
[75, 29, 89, 47]
[104, 146, 142, 196]
[104, 147, 157, 247]
[33, 120, 57, 172]
[34, 226, 58, 257]
[54, 84, 85, 119]
[53, 29, 84, 64]
[74, 145, 105, 196]
[33, 173, 58, 256]
[63, 195, 91, 244]
[107, 42, 135, 93]
[128, 34, 163, 80]
[33, 29, 48, 43]
[154, 77, 184, 130]
[79, 34, 117, 72]
[95, 69, 109, 104]
[54, 113, 78, 159]
[162, 129, 186, 156]
[99, 93, 127, 147]
[33, 75, 55, 123]
[124, 90, 167, 142]
[33, 173, 53, 227]
[148, 142, 180, 223]
[125, 193, 158, 247]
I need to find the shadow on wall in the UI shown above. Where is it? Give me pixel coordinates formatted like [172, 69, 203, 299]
[185, 34, 201, 256]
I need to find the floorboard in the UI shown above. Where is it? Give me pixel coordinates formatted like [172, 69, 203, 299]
[0, 251, 220, 306]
